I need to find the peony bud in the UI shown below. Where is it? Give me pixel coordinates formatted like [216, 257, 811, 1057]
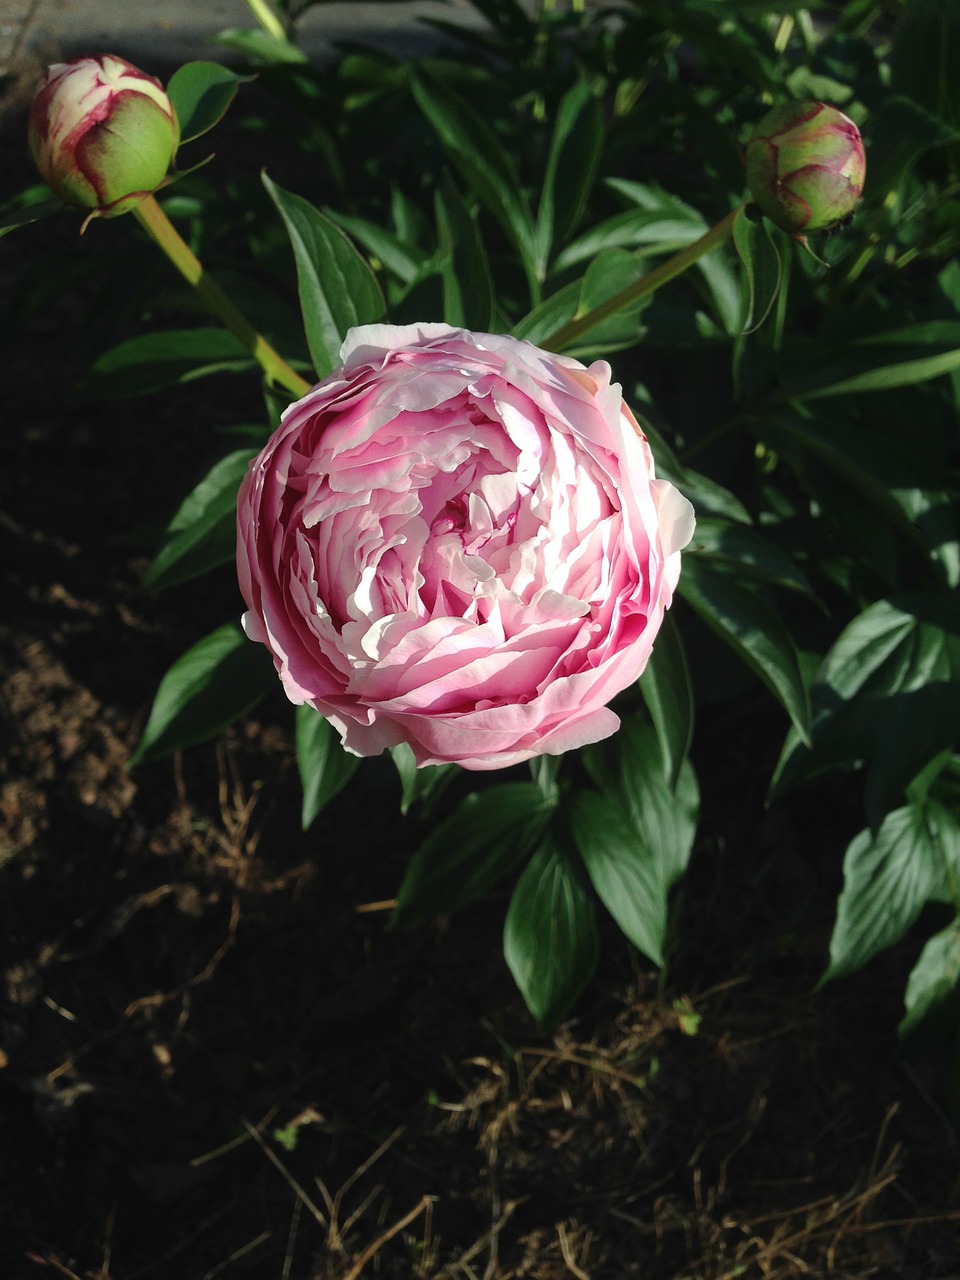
[745, 101, 865, 235]
[28, 54, 179, 220]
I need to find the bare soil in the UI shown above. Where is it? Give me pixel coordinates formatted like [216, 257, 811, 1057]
[2, 87, 960, 1280]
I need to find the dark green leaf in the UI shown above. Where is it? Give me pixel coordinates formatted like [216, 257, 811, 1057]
[780, 321, 960, 401]
[691, 517, 815, 598]
[166, 62, 252, 145]
[296, 706, 360, 829]
[78, 330, 257, 400]
[410, 71, 538, 283]
[262, 172, 386, 378]
[435, 173, 495, 330]
[503, 834, 598, 1027]
[899, 919, 960, 1039]
[389, 743, 457, 816]
[536, 80, 603, 269]
[0, 196, 62, 237]
[732, 206, 782, 335]
[131, 624, 275, 765]
[679, 557, 811, 744]
[639, 614, 694, 791]
[824, 804, 949, 983]
[144, 448, 257, 592]
[395, 783, 556, 924]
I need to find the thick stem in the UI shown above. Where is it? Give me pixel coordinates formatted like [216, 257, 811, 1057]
[133, 194, 311, 399]
[544, 204, 742, 353]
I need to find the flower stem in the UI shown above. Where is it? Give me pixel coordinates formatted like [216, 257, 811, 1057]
[245, 0, 288, 41]
[544, 204, 742, 353]
[133, 194, 311, 399]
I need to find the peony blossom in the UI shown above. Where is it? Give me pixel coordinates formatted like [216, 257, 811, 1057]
[237, 324, 694, 770]
[28, 54, 179, 219]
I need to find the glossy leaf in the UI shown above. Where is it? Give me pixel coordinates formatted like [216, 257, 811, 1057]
[691, 517, 815, 598]
[679, 557, 811, 745]
[131, 624, 275, 765]
[263, 172, 386, 378]
[503, 834, 599, 1027]
[394, 783, 555, 925]
[296, 706, 360, 829]
[144, 448, 257, 592]
[166, 62, 251, 145]
[781, 321, 960, 401]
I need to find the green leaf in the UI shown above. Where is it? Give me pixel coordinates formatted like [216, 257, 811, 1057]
[131, 624, 275, 765]
[867, 95, 960, 197]
[900, 920, 960, 1039]
[781, 321, 960, 401]
[536, 80, 603, 270]
[553, 205, 708, 274]
[503, 834, 599, 1027]
[571, 723, 698, 968]
[639, 614, 694, 791]
[144, 448, 257, 592]
[772, 595, 960, 816]
[691, 517, 815, 598]
[389, 743, 456, 816]
[824, 803, 949, 983]
[435, 173, 495, 330]
[679, 557, 811, 745]
[394, 783, 555, 925]
[513, 248, 650, 354]
[0, 195, 62, 237]
[323, 209, 427, 284]
[732, 206, 782, 335]
[78, 330, 257, 400]
[215, 27, 309, 64]
[410, 71, 538, 284]
[296, 706, 360, 829]
[262, 172, 386, 378]
[166, 62, 251, 145]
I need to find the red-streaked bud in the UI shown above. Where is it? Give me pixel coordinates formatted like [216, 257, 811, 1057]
[28, 54, 179, 220]
[745, 101, 865, 234]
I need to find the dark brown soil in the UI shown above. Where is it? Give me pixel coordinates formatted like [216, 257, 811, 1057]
[2, 82, 960, 1280]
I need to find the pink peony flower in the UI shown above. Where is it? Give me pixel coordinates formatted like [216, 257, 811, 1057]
[237, 324, 695, 770]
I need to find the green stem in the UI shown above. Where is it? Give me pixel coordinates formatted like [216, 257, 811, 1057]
[245, 0, 288, 41]
[133, 194, 311, 399]
[544, 204, 742, 352]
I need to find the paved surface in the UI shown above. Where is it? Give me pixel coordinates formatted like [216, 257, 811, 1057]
[1, 0, 498, 74]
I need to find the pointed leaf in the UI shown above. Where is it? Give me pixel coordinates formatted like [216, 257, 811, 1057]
[639, 614, 694, 791]
[131, 624, 275, 765]
[679, 557, 811, 744]
[144, 448, 257, 591]
[394, 784, 555, 925]
[503, 835, 598, 1027]
[824, 803, 949, 983]
[296, 705, 360, 829]
[732, 206, 782, 335]
[166, 62, 252, 145]
[899, 920, 960, 1040]
[78, 330, 256, 400]
[263, 172, 385, 378]
[536, 80, 603, 268]
[435, 174, 494, 330]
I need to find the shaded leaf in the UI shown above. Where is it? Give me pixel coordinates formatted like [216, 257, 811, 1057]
[639, 614, 694, 791]
[503, 834, 598, 1027]
[78, 330, 257, 400]
[899, 919, 960, 1039]
[395, 784, 555, 925]
[296, 706, 360, 829]
[131, 624, 275, 765]
[166, 62, 252, 145]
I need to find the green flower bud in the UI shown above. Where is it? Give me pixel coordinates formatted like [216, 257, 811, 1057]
[745, 101, 866, 234]
[28, 54, 180, 220]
